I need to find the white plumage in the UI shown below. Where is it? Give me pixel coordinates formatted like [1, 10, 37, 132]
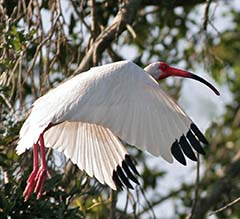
[18, 60, 217, 197]
[45, 122, 128, 189]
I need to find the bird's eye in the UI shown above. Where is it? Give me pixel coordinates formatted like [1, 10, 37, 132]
[160, 63, 168, 71]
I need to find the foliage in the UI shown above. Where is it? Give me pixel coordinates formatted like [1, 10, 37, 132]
[0, 0, 240, 218]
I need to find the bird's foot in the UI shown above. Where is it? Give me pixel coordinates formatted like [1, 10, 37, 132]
[34, 167, 47, 199]
[23, 166, 47, 201]
[23, 168, 38, 201]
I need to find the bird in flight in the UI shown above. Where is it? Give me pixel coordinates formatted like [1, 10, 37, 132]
[16, 60, 220, 201]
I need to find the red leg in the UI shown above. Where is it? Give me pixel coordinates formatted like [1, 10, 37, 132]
[23, 143, 39, 201]
[34, 133, 47, 199]
[23, 123, 52, 201]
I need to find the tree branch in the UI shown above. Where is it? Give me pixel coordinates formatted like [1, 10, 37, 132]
[73, 0, 140, 74]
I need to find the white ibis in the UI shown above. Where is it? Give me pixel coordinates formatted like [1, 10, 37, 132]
[16, 60, 219, 201]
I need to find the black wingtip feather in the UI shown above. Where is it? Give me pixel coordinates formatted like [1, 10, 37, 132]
[171, 140, 187, 166]
[191, 123, 209, 145]
[112, 155, 140, 190]
[112, 171, 123, 190]
[122, 161, 140, 185]
[171, 124, 208, 165]
[179, 135, 197, 161]
[125, 154, 140, 176]
[116, 166, 134, 189]
[186, 130, 206, 155]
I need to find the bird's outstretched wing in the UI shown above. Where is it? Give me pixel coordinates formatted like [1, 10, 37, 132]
[17, 61, 207, 190]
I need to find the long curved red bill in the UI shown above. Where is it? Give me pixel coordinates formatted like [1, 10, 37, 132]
[165, 67, 220, 96]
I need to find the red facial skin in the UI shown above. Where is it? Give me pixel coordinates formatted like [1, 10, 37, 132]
[159, 62, 190, 80]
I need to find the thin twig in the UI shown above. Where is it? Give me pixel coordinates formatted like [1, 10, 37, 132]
[70, 0, 91, 32]
[35, 0, 45, 96]
[209, 197, 240, 216]
[0, 93, 13, 111]
[187, 153, 200, 219]
[17, 55, 23, 109]
[107, 46, 123, 62]
[202, 0, 213, 31]
[127, 190, 137, 218]
[139, 187, 157, 219]
[26, 12, 61, 76]
[136, 187, 190, 216]
[126, 24, 136, 39]
[209, 20, 221, 36]
[9, 56, 21, 100]
[123, 190, 129, 213]
[90, 0, 97, 39]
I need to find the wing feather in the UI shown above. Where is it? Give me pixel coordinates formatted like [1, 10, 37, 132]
[84, 123, 91, 176]
[92, 126, 105, 184]
[94, 125, 115, 186]
[82, 123, 88, 171]
[44, 122, 131, 189]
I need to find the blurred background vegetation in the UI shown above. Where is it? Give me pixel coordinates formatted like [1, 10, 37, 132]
[0, 0, 240, 218]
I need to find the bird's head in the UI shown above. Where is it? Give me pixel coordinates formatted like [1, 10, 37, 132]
[144, 62, 220, 96]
